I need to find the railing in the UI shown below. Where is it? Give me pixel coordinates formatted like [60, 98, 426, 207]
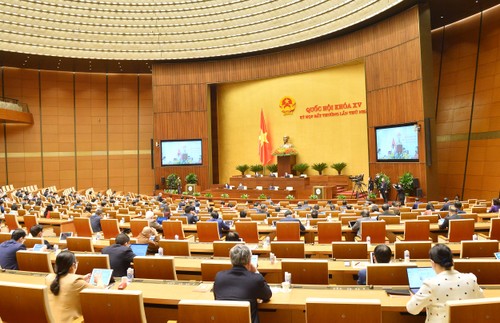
[0, 97, 30, 113]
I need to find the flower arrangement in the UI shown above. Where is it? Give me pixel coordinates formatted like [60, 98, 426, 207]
[221, 193, 229, 198]
[272, 147, 298, 156]
[240, 194, 249, 199]
[286, 194, 295, 200]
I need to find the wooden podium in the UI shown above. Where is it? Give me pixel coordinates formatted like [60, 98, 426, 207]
[277, 155, 296, 176]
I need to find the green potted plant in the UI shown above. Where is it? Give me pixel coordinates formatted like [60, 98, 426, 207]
[368, 192, 377, 200]
[236, 164, 250, 177]
[337, 194, 346, 200]
[249, 164, 264, 176]
[266, 163, 278, 174]
[185, 173, 198, 193]
[311, 162, 328, 175]
[399, 172, 414, 195]
[309, 194, 319, 200]
[166, 173, 181, 193]
[258, 193, 267, 199]
[331, 162, 347, 175]
[292, 163, 309, 175]
[286, 194, 295, 200]
[375, 172, 391, 189]
[221, 193, 229, 198]
[204, 192, 213, 198]
[182, 191, 189, 195]
[193, 192, 201, 197]
[240, 193, 249, 199]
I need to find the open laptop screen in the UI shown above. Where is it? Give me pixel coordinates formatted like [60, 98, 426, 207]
[130, 243, 148, 256]
[407, 267, 436, 294]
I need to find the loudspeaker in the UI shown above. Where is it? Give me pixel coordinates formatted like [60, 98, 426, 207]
[155, 184, 159, 190]
[161, 177, 166, 184]
[412, 178, 420, 189]
[416, 188, 423, 198]
[313, 186, 326, 199]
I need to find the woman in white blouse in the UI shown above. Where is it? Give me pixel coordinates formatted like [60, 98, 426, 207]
[406, 244, 483, 322]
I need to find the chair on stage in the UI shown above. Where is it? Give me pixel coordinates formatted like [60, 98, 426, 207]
[366, 263, 417, 285]
[394, 241, 432, 260]
[80, 289, 147, 323]
[130, 219, 149, 237]
[66, 236, 95, 252]
[331, 242, 368, 259]
[133, 256, 177, 280]
[355, 221, 387, 244]
[213, 241, 244, 257]
[460, 240, 499, 258]
[438, 219, 475, 243]
[0, 282, 54, 323]
[479, 218, 500, 240]
[16, 250, 54, 273]
[306, 298, 381, 323]
[317, 221, 343, 244]
[75, 254, 110, 275]
[201, 260, 232, 281]
[162, 220, 192, 240]
[281, 259, 329, 285]
[158, 239, 191, 256]
[396, 220, 431, 241]
[24, 237, 44, 249]
[101, 219, 121, 239]
[74, 217, 94, 237]
[176, 300, 251, 323]
[276, 222, 301, 241]
[4, 213, 21, 231]
[447, 297, 500, 323]
[23, 214, 39, 231]
[197, 222, 221, 242]
[235, 221, 260, 243]
[270, 241, 305, 259]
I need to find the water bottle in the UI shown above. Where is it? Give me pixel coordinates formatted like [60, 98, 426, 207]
[174, 234, 179, 240]
[264, 236, 270, 247]
[284, 271, 292, 283]
[126, 267, 134, 282]
[472, 234, 478, 241]
[404, 250, 410, 262]
[366, 236, 371, 246]
[120, 218, 125, 224]
[270, 252, 276, 265]
[306, 219, 310, 228]
[53, 244, 59, 254]
[158, 247, 164, 256]
[96, 232, 102, 240]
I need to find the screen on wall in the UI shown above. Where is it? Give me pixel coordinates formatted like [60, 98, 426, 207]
[161, 139, 202, 166]
[375, 123, 419, 162]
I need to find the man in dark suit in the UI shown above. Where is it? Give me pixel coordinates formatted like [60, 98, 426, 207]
[181, 205, 199, 224]
[0, 229, 26, 269]
[380, 178, 389, 203]
[90, 208, 104, 232]
[101, 233, 136, 277]
[351, 210, 376, 237]
[440, 197, 451, 211]
[207, 211, 230, 237]
[214, 244, 272, 323]
[280, 210, 305, 231]
[438, 207, 463, 230]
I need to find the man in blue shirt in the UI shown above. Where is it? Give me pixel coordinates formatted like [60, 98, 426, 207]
[90, 208, 104, 232]
[0, 229, 27, 269]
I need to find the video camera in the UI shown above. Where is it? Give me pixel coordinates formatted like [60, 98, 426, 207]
[349, 174, 364, 183]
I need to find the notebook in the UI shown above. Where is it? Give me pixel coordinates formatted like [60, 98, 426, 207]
[407, 267, 436, 294]
[89, 268, 114, 286]
[130, 243, 148, 256]
[59, 232, 73, 241]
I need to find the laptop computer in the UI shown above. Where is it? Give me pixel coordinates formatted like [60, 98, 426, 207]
[130, 243, 148, 256]
[224, 220, 234, 227]
[494, 252, 500, 259]
[32, 243, 46, 252]
[407, 267, 436, 294]
[89, 268, 114, 286]
[59, 232, 73, 241]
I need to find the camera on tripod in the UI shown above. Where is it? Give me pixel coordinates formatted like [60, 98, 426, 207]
[349, 174, 364, 183]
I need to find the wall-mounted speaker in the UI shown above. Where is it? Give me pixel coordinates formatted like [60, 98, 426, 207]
[161, 177, 166, 184]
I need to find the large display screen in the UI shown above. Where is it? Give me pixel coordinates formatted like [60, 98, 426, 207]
[161, 139, 202, 166]
[375, 123, 419, 162]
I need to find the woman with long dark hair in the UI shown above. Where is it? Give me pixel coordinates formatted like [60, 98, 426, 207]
[45, 251, 103, 322]
[406, 244, 483, 322]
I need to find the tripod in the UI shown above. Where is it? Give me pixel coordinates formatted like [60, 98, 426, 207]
[351, 180, 367, 199]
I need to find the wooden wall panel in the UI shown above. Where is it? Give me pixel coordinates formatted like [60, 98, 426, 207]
[138, 75, 154, 194]
[153, 5, 434, 197]
[433, 5, 500, 199]
[0, 68, 153, 193]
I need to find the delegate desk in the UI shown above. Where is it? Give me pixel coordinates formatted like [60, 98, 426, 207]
[2, 270, 500, 323]
[17, 216, 76, 235]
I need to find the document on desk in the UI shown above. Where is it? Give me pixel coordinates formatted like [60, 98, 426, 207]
[351, 261, 369, 268]
[193, 283, 213, 293]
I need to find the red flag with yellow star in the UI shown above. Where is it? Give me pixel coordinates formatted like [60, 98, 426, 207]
[258, 109, 272, 165]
